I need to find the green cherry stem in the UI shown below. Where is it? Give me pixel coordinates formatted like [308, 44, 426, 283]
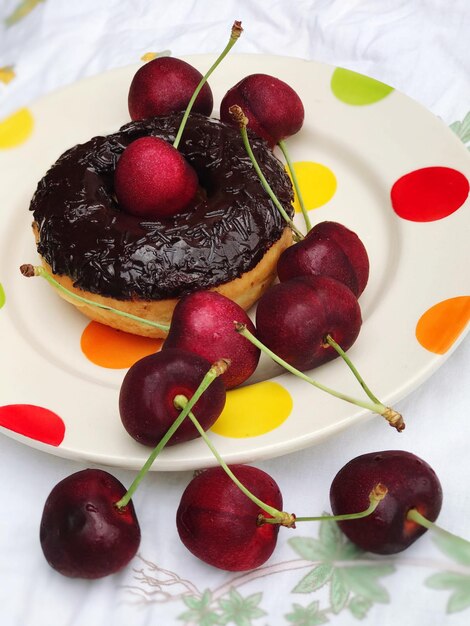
[324, 334, 381, 405]
[19, 264, 171, 333]
[278, 139, 312, 233]
[261, 483, 388, 525]
[115, 358, 230, 509]
[173, 20, 243, 150]
[407, 509, 470, 556]
[173, 395, 294, 527]
[228, 105, 305, 242]
[235, 323, 404, 432]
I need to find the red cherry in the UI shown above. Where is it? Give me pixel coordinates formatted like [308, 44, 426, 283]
[277, 221, 370, 297]
[114, 136, 198, 218]
[330, 451, 443, 554]
[119, 349, 226, 446]
[220, 73, 304, 147]
[255, 275, 362, 371]
[176, 465, 283, 571]
[162, 291, 260, 389]
[128, 56, 213, 121]
[40, 469, 140, 578]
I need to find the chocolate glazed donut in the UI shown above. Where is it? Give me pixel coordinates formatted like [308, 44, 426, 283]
[30, 112, 295, 336]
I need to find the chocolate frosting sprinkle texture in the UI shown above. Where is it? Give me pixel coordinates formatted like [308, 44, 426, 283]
[30, 113, 294, 301]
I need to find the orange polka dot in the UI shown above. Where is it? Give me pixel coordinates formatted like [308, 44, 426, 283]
[416, 296, 470, 354]
[81, 321, 163, 368]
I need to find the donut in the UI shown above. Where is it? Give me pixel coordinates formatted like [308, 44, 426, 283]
[29, 113, 295, 337]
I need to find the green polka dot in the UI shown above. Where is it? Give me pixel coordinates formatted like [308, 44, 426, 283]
[0, 283, 5, 309]
[331, 68, 394, 105]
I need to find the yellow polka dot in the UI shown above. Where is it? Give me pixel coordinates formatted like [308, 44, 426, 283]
[211, 381, 293, 438]
[289, 161, 337, 212]
[0, 108, 34, 149]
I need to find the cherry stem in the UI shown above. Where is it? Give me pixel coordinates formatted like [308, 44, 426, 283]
[235, 323, 405, 432]
[173, 396, 294, 526]
[115, 358, 230, 509]
[228, 105, 304, 242]
[261, 483, 388, 525]
[19, 264, 171, 333]
[173, 20, 243, 150]
[278, 139, 312, 233]
[324, 334, 381, 405]
[407, 508, 470, 551]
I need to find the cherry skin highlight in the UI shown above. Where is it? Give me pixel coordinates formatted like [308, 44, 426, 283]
[40, 469, 140, 579]
[330, 450, 443, 554]
[128, 56, 213, 121]
[277, 221, 370, 297]
[114, 136, 198, 219]
[119, 348, 226, 446]
[220, 73, 304, 147]
[255, 275, 362, 371]
[162, 291, 260, 389]
[176, 465, 283, 571]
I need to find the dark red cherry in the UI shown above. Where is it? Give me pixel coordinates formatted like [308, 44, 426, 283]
[330, 451, 443, 554]
[176, 465, 283, 571]
[220, 73, 304, 147]
[128, 56, 213, 121]
[119, 348, 226, 446]
[162, 291, 260, 389]
[40, 469, 140, 578]
[114, 136, 198, 219]
[277, 221, 370, 297]
[255, 275, 362, 371]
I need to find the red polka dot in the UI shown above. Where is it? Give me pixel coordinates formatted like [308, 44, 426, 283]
[391, 167, 469, 222]
[0, 404, 65, 446]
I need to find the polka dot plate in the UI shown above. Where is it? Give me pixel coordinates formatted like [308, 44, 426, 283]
[0, 55, 469, 470]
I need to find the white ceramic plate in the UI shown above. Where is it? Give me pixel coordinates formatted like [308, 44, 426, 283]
[1, 54, 469, 470]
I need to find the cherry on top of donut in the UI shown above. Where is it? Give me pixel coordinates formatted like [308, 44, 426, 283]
[220, 73, 305, 148]
[114, 136, 199, 219]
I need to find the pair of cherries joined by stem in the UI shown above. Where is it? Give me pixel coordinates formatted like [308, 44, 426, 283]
[177, 449, 445, 571]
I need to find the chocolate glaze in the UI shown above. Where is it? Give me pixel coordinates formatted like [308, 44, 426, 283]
[30, 113, 294, 300]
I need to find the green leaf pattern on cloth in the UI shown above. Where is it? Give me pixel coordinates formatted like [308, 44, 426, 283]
[424, 531, 470, 614]
[450, 111, 470, 150]
[288, 519, 394, 620]
[124, 508, 470, 623]
[177, 588, 266, 626]
[285, 600, 329, 625]
[218, 590, 266, 626]
[178, 590, 221, 626]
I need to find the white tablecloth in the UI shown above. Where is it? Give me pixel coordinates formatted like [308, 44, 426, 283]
[1, 1, 470, 625]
